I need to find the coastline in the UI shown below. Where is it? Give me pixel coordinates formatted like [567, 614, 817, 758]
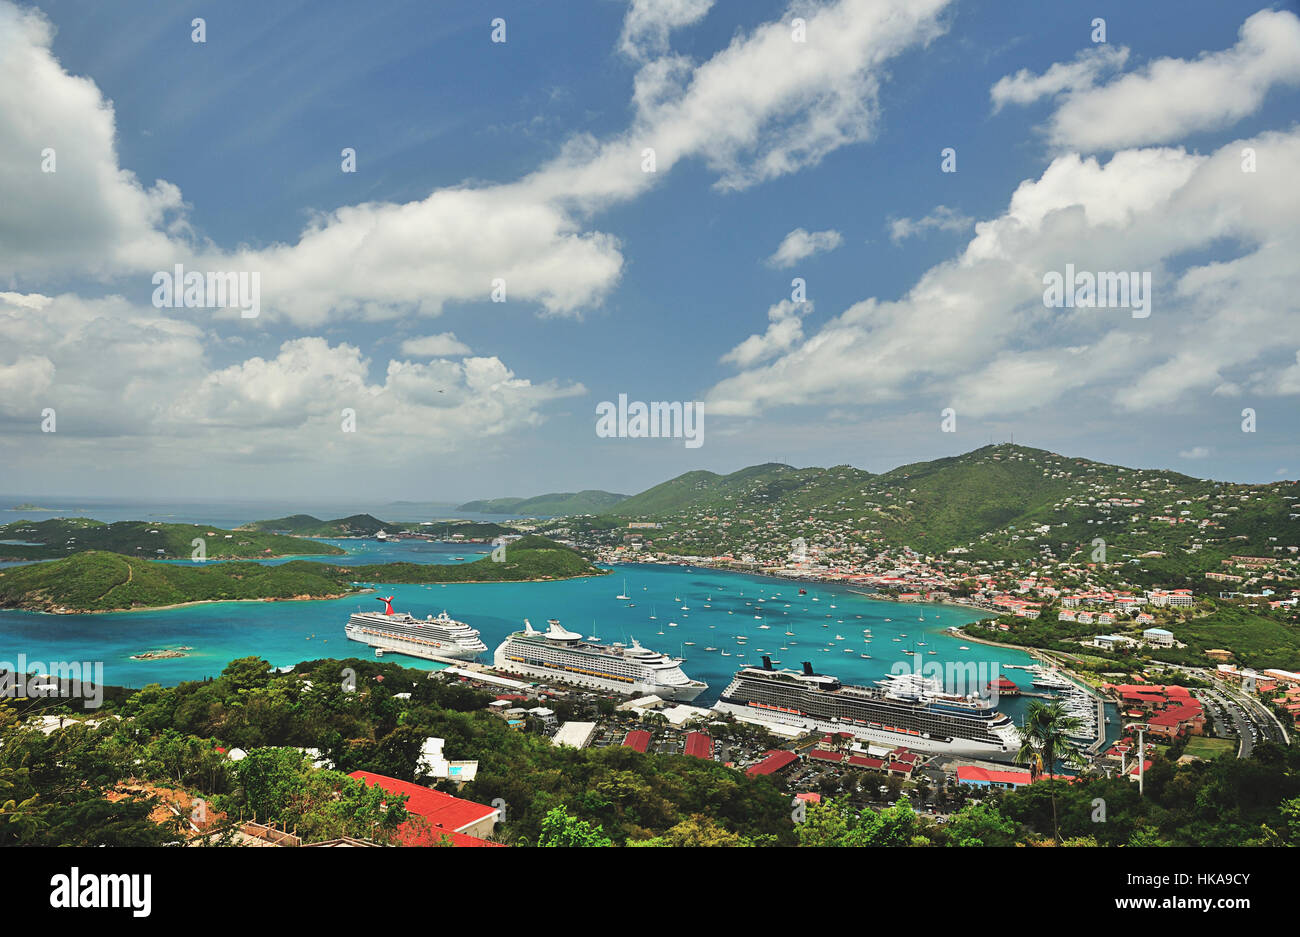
[2, 566, 609, 615]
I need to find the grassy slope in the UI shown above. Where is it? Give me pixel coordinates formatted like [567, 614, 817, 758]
[0, 537, 604, 612]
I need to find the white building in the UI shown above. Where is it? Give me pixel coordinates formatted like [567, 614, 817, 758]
[551, 721, 598, 749]
[1142, 627, 1175, 646]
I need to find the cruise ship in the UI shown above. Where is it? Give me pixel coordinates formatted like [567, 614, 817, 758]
[344, 596, 487, 661]
[713, 658, 1021, 757]
[493, 619, 707, 701]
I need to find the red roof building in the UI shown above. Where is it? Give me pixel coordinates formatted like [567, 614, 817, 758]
[747, 750, 799, 776]
[348, 771, 504, 847]
[848, 755, 885, 770]
[622, 730, 651, 752]
[684, 732, 713, 759]
[808, 749, 845, 764]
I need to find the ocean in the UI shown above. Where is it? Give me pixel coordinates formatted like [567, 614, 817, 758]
[0, 521, 1120, 744]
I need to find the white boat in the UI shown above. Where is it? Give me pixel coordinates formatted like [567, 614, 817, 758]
[493, 619, 707, 700]
[345, 598, 487, 662]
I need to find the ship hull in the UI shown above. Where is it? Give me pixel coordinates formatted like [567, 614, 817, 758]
[492, 653, 705, 701]
[345, 624, 483, 662]
[712, 700, 1018, 757]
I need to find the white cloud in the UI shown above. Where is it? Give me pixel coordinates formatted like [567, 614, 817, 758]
[400, 333, 472, 357]
[0, 0, 954, 325]
[888, 206, 973, 243]
[766, 228, 844, 267]
[720, 299, 811, 368]
[996, 9, 1300, 152]
[989, 45, 1129, 112]
[707, 129, 1300, 420]
[1178, 446, 1211, 459]
[619, 0, 714, 60]
[0, 3, 190, 281]
[0, 293, 582, 461]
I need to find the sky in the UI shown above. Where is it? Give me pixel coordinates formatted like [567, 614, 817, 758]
[1, 0, 1299, 503]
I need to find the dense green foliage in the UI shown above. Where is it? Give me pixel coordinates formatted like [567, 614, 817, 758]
[0, 537, 603, 611]
[0, 517, 343, 561]
[457, 490, 628, 516]
[4, 653, 1298, 847]
[1, 656, 794, 846]
[577, 445, 1300, 588]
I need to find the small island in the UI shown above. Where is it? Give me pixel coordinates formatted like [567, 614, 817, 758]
[0, 536, 605, 613]
[131, 648, 190, 660]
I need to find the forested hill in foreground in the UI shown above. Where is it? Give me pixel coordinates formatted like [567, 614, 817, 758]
[0, 537, 604, 612]
[575, 444, 1300, 576]
[456, 490, 628, 516]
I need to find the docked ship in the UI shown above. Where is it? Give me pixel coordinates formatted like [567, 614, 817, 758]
[713, 657, 1021, 757]
[493, 619, 707, 701]
[344, 596, 487, 661]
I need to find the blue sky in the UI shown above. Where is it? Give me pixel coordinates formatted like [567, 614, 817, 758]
[2, 0, 1299, 503]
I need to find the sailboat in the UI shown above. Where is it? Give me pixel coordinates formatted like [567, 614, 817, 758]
[649, 605, 657, 620]
[616, 579, 630, 600]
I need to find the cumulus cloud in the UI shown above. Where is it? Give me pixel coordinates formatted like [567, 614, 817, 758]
[989, 45, 1129, 112]
[0, 293, 582, 461]
[619, 0, 714, 60]
[720, 299, 811, 368]
[0, 0, 954, 324]
[0, 3, 190, 281]
[707, 129, 1300, 420]
[766, 228, 844, 267]
[888, 206, 973, 243]
[1179, 447, 1211, 459]
[400, 333, 472, 357]
[995, 9, 1300, 152]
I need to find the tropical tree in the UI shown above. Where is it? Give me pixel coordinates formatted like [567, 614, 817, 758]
[1015, 699, 1087, 843]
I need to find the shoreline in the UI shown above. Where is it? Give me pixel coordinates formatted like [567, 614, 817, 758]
[1, 567, 609, 615]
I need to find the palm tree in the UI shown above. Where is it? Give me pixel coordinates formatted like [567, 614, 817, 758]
[1016, 699, 1087, 843]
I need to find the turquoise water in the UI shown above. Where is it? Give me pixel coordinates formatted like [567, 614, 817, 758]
[0, 553, 1049, 714]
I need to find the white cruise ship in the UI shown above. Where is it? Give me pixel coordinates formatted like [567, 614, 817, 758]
[345, 596, 487, 661]
[714, 658, 1021, 757]
[493, 619, 707, 701]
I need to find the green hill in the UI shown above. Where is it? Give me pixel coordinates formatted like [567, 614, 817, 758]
[610, 463, 800, 517]
[240, 513, 401, 537]
[0, 518, 344, 561]
[457, 490, 628, 516]
[577, 444, 1300, 579]
[0, 538, 604, 612]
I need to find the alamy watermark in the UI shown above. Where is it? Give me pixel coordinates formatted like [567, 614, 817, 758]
[1043, 264, 1151, 318]
[152, 264, 260, 318]
[1, 655, 104, 708]
[595, 394, 703, 448]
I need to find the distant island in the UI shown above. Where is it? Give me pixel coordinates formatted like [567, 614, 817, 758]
[239, 513, 515, 541]
[456, 490, 628, 516]
[0, 536, 605, 612]
[0, 518, 346, 562]
[9, 503, 53, 511]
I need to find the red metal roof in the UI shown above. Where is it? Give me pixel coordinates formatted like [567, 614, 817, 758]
[809, 749, 844, 763]
[348, 771, 502, 846]
[684, 732, 713, 759]
[848, 755, 885, 769]
[622, 729, 651, 752]
[747, 750, 798, 776]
